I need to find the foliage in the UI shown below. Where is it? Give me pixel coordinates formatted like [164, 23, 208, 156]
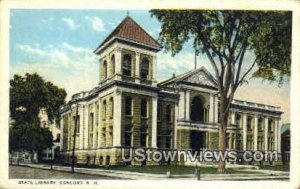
[150, 9, 291, 172]
[9, 123, 53, 153]
[10, 73, 67, 125]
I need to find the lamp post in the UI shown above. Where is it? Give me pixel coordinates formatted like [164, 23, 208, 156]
[71, 103, 79, 173]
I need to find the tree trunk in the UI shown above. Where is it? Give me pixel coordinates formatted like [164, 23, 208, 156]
[218, 97, 229, 173]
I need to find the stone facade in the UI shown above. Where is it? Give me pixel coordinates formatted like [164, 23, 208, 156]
[59, 16, 282, 166]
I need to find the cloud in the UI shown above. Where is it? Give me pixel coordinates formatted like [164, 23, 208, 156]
[61, 18, 79, 30]
[85, 16, 105, 32]
[14, 43, 99, 100]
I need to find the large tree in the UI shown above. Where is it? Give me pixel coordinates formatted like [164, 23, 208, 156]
[10, 73, 67, 160]
[150, 10, 291, 172]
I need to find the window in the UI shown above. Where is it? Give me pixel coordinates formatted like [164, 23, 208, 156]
[247, 116, 252, 131]
[90, 113, 94, 132]
[103, 60, 107, 79]
[166, 105, 172, 122]
[226, 133, 230, 148]
[258, 118, 264, 131]
[111, 55, 115, 75]
[103, 100, 107, 120]
[157, 104, 162, 121]
[140, 124, 148, 147]
[123, 54, 132, 76]
[110, 97, 113, 118]
[268, 119, 273, 132]
[125, 96, 132, 116]
[236, 114, 241, 128]
[140, 57, 149, 79]
[102, 127, 106, 146]
[74, 115, 80, 133]
[99, 156, 103, 165]
[165, 136, 171, 149]
[124, 124, 132, 147]
[141, 98, 147, 117]
[247, 135, 253, 150]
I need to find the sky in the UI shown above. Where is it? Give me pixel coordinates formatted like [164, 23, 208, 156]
[9, 9, 290, 124]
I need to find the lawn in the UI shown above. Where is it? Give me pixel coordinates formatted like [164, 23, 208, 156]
[259, 164, 290, 172]
[106, 165, 259, 175]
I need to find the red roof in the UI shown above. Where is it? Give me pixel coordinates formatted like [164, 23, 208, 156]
[95, 16, 161, 53]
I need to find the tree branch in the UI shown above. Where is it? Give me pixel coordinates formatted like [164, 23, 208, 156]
[237, 57, 258, 86]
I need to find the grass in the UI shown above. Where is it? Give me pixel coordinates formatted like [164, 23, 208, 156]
[259, 164, 290, 172]
[105, 165, 259, 175]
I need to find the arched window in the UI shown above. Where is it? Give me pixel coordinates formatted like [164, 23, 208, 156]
[141, 98, 147, 117]
[190, 96, 204, 121]
[125, 96, 132, 116]
[247, 116, 252, 131]
[140, 57, 149, 79]
[166, 105, 172, 122]
[111, 55, 115, 75]
[103, 60, 107, 79]
[123, 54, 132, 76]
[110, 97, 113, 119]
[103, 100, 107, 120]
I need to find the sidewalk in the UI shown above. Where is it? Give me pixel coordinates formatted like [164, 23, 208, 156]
[11, 163, 289, 181]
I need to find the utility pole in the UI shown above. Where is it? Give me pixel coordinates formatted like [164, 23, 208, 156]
[71, 103, 79, 173]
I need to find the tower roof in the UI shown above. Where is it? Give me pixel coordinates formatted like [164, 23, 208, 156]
[94, 16, 162, 54]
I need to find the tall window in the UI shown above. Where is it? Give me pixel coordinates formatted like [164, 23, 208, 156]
[141, 99, 147, 117]
[103, 100, 107, 120]
[268, 119, 273, 132]
[140, 57, 149, 79]
[103, 60, 107, 79]
[124, 124, 132, 147]
[247, 116, 252, 131]
[111, 55, 115, 75]
[110, 97, 113, 119]
[140, 124, 147, 147]
[90, 113, 94, 132]
[125, 96, 132, 116]
[74, 115, 80, 133]
[123, 54, 132, 76]
[157, 104, 162, 121]
[166, 105, 172, 122]
[258, 117, 264, 131]
[236, 114, 241, 128]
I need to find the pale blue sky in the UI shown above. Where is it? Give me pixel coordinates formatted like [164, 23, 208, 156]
[9, 9, 290, 123]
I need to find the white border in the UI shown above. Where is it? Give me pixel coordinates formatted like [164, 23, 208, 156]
[0, 0, 299, 188]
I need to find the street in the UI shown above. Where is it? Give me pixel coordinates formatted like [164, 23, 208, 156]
[9, 165, 120, 180]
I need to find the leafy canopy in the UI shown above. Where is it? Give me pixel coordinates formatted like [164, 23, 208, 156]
[150, 10, 291, 85]
[10, 73, 67, 125]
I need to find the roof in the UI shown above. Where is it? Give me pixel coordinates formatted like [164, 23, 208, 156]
[158, 66, 218, 89]
[94, 16, 161, 54]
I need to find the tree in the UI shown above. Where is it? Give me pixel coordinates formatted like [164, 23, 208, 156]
[10, 73, 67, 125]
[150, 10, 291, 172]
[10, 73, 67, 161]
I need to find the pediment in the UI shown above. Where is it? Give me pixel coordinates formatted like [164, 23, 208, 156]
[182, 68, 217, 88]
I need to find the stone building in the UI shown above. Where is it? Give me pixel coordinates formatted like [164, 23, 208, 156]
[59, 16, 282, 166]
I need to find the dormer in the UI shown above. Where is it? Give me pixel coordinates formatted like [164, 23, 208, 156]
[94, 16, 162, 86]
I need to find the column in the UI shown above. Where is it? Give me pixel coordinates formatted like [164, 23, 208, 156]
[209, 94, 214, 122]
[254, 115, 258, 151]
[79, 105, 84, 149]
[214, 95, 219, 123]
[113, 90, 122, 146]
[135, 52, 140, 83]
[92, 103, 97, 148]
[152, 55, 157, 86]
[60, 116, 64, 150]
[274, 119, 279, 151]
[115, 48, 122, 80]
[243, 113, 247, 151]
[277, 119, 281, 153]
[99, 59, 102, 84]
[84, 105, 89, 149]
[264, 117, 269, 151]
[231, 111, 236, 125]
[229, 133, 232, 149]
[106, 55, 111, 79]
[185, 90, 190, 120]
[178, 91, 185, 119]
[98, 99, 101, 147]
[151, 96, 158, 148]
[174, 103, 178, 148]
